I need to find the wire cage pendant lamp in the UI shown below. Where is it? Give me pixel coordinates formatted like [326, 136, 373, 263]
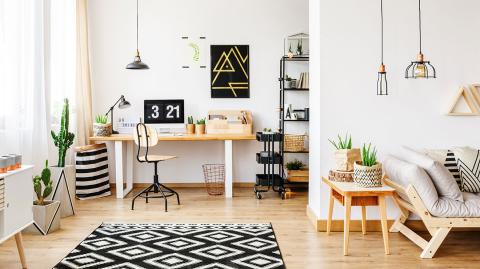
[377, 0, 388, 95]
[126, 0, 149, 69]
[405, 0, 435, 79]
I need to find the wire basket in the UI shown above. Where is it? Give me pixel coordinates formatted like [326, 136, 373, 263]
[284, 134, 306, 152]
[202, 164, 225, 195]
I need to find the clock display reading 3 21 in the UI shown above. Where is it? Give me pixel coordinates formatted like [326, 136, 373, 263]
[144, 100, 184, 124]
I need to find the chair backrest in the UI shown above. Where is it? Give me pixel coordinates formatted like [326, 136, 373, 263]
[134, 123, 158, 162]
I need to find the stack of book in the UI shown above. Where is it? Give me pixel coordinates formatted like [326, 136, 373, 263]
[296, 72, 309, 89]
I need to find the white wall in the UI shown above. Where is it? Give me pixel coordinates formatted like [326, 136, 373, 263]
[88, 0, 308, 183]
[309, 0, 480, 220]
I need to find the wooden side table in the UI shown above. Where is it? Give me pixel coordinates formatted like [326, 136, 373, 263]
[322, 177, 395, 256]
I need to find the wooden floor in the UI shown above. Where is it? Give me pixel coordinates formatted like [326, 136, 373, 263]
[1, 187, 480, 269]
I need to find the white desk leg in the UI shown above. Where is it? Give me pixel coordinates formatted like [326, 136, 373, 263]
[114, 141, 134, 198]
[225, 140, 233, 198]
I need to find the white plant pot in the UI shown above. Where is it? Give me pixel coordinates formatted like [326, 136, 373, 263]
[25, 200, 61, 235]
[50, 165, 76, 217]
[353, 161, 383, 188]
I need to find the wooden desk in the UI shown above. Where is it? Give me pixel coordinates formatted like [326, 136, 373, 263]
[89, 134, 256, 198]
[322, 177, 395, 256]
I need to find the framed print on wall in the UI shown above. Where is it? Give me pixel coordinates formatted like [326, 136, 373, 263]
[210, 45, 249, 98]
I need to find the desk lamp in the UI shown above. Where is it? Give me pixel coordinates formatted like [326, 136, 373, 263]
[106, 95, 131, 134]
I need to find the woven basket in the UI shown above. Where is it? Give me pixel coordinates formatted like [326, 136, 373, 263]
[353, 162, 383, 188]
[202, 164, 225, 195]
[284, 134, 306, 152]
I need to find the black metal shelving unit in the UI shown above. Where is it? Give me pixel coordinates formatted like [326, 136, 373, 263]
[279, 55, 309, 184]
[254, 132, 286, 199]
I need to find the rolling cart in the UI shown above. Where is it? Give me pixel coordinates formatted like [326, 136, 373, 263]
[254, 132, 286, 199]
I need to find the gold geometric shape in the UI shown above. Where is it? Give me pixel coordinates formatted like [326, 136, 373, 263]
[447, 85, 480, 116]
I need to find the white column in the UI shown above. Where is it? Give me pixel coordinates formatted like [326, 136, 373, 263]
[114, 141, 124, 198]
[224, 140, 233, 198]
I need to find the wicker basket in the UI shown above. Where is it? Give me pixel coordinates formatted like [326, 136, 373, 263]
[284, 134, 306, 152]
[328, 170, 354, 182]
[202, 164, 225, 195]
[353, 162, 383, 188]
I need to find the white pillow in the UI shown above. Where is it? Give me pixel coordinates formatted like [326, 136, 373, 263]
[452, 147, 480, 193]
[398, 146, 463, 202]
[425, 149, 461, 187]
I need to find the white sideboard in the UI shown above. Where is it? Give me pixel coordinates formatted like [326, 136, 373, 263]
[0, 165, 34, 269]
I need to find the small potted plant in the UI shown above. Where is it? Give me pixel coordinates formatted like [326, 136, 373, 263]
[196, 118, 206, 135]
[296, 40, 303, 55]
[328, 134, 361, 172]
[285, 159, 308, 182]
[26, 160, 61, 235]
[353, 143, 383, 188]
[186, 116, 195, 134]
[285, 75, 296, 89]
[93, 114, 112, 136]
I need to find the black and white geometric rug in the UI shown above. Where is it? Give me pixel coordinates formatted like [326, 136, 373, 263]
[54, 223, 286, 269]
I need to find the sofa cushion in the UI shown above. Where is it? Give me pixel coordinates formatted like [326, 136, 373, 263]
[398, 146, 463, 202]
[431, 193, 480, 218]
[425, 149, 461, 187]
[384, 156, 439, 210]
[452, 147, 480, 193]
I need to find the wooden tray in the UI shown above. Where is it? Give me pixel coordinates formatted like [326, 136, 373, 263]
[328, 169, 354, 182]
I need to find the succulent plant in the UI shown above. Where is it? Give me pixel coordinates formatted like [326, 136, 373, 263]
[33, 160, 53, 206]
[95, 114, 108, 124]
[328, 134, 352, 150]
[196, 118, 206, 125]
[361, 143, 378, 167]
[286, 159, 304, 170]
[51, 99, 75, 167]
[187, 116, 194, 124]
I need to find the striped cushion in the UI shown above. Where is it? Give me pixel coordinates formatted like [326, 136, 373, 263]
[452, 147, 480, 193]
[75, 146, 111, 200]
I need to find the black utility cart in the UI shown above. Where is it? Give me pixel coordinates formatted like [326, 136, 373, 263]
[254, 132, 286, 199]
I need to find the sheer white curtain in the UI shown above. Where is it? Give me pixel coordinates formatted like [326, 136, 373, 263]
[0, 0, 76, 169]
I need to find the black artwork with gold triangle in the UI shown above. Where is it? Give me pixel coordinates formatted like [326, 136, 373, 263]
[211, 45, 249, 98]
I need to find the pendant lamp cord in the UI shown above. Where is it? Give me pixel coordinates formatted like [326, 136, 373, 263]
[380, 0, 384, 64]
[136, 0, 139, 53]
[418, 0, 422, 54]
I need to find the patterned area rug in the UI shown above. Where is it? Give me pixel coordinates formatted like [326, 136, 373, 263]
[54, 223, 285, 269]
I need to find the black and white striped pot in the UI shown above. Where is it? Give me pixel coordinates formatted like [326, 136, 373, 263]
[353, 161, 383, 188]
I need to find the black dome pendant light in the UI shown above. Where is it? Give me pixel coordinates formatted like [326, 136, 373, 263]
[126, 0, 149, 69]
[377, 0, 388, 95]
[405, 0, 435, 79]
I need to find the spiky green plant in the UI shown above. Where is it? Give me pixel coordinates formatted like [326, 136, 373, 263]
[33, 160, 53, 206]
[196, 118, 206, 125]
[361, 143, 377, 167]
[187, 116, 194, 124]
[328, 134, 352, 150]
[296, 40, 303, 55]
[51, 99, 75, 167]
[286, 159, 304, 170]
[95, 114, 108, 124]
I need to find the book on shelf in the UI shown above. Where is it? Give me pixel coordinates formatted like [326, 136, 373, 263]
[296, 72, 309, 89]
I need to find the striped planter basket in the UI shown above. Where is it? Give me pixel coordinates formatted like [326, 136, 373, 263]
[75, 143, 111, 200]
[353, 162, 383, 188]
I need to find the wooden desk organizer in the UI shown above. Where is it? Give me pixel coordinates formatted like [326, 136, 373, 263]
[206, 110, 253, 135]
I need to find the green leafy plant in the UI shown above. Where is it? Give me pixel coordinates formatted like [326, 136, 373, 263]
[286, 159, 304, 170]
[296, 40, 303, 55]
[361, 143, 378, 167]
[196, 118, 206, 125]
[187, 116, 194, 124]
[95, 114, 108, 124]
[328, 134, 352, 150]
[33, 160, 53, 206]
[285, 75, 292, 82]
[51, 98, 75, 167]
[263, 128, 272, 132]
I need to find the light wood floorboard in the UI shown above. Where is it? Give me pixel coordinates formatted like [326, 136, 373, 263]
[1, 188, 480, 268]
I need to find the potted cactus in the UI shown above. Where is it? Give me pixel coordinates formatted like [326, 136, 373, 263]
[195, 118, 206, 135]
[50, 98, 76, 218]
[329, 134, 361, 172]
[25, 160, 61, 235]
[353, 143, 383, 188]
[93, 114, 112, 136]
[186, 116, 195, 134]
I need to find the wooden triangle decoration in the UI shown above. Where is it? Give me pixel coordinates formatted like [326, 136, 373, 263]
[447, 84, 480, 116]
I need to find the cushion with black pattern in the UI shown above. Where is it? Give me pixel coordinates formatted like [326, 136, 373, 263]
[452, 147, 480, 193]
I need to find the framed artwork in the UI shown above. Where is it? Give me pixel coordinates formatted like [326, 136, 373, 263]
[144, 99, 184, 124]
[180, 36, 207, 69]
[210, 45, 249, 98]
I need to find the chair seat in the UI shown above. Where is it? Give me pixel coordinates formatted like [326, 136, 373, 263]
[139, 155, 177, 162]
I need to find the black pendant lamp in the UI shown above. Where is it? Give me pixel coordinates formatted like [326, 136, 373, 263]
[377, 0, 388, 95]
[405, 0, 435, 79]
[126, 0, 149, 69]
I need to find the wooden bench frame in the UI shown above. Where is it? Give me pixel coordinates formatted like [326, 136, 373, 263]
[385, 178, 480, 258]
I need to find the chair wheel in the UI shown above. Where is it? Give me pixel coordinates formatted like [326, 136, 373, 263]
[256, 193, 262, 200]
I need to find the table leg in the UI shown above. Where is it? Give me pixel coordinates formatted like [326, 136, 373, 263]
[114, 141, 133, 198]
[125, 141, 133, 196]
[224, 140, 233, 198]
[361, 206, 367, 235]
[378, 195, 390, 255]
[326, 188, 334, 235]
[14, 233, 27, 269]
[343, 195, 352, 256]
